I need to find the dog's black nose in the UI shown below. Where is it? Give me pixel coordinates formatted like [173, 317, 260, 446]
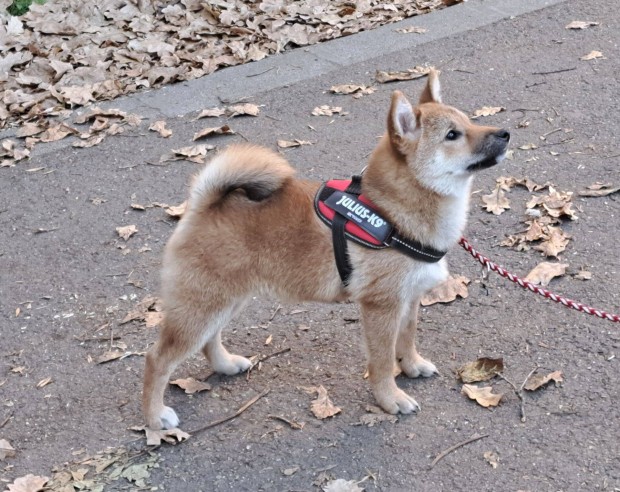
[494, 129, 511, 141]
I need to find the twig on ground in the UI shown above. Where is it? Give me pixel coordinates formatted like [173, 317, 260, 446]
[188, 388, 270, 435]
[246, 347, 292, 380]
[269, 304, 281, 321]
[497, 366, 538, 422]
[0, 413, 13, 429]
[532, 67, 576, 76]
[246, 66, 276, 78]
[268, 414, 304, 430]
[430, 433, 488, 469]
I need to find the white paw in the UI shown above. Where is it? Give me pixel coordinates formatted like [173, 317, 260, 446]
[401, 357, 438, 379]
[375, 387, 421, 415]
[213, 354, 252, 376]
[160, 406, 180, 429]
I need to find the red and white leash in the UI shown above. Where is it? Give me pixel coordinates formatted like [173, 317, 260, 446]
[459, 237, 620, 323]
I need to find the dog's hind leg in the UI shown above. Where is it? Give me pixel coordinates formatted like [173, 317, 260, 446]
[361, 300, 421, 415]
[143, 300, 245, 430]
[201, 300, 252, 375]
[395, 301, 438, 378]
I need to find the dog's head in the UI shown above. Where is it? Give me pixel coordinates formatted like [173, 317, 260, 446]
[386, 69, 510, 196]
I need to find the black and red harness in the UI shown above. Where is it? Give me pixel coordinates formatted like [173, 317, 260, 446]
[314, 175, 447, 285]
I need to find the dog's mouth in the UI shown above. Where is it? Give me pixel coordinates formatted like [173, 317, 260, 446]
[466, 156, 500, 172]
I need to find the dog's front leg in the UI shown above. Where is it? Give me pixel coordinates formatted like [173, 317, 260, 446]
[361, 301, 420, 414]
[395, 301, 438, 378]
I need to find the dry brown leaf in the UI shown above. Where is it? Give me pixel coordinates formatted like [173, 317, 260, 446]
[131, 426, 190, 446]
[533, 226, 570, 258]
[471, 106, 505, 119]
[496, 176, 551, 192]
[519, 143, 538, 151]
[358, 405, 398, 427]
[227, 103, 260, 117]
[36, 377, 53, 389]
[264, 334, 273, 345]
[461, 384, 503, 408]
[527, 188, 577, 220]
[565, 20, 600, 29]
[323, 479, 364, 492]
[578, 183, 620, 197]
[116, 225, 138, 241]
[375, 66, 431, 83]
[193, 124, 234, 141]
[523, 370, 563, 391]
[395, 26, 427, 34]
[121, 295, 163, 325]
[457, 358, 504, 383]
[5, 474, 49, 492]
[311, 105, 342, 116]
[580, 50, 604, 61]
[481, 187, 510, 215]
[164, 201, 187, 218]
[421, 274, 470, 306]
[330, 84, 376, 97]
[95, 350, 125, 364]
[277, 139, 313, 148]
[160, 144, 214, 164]
[73, 133, 106, 148]
[524, 262, 568, 286]
[303, 385, 341, 419]
[484, 451, 500, 469]
[195, 108, 226, 119]
[0, 439, 16, 461]
[574, 268, 592, 281]
[149, 120, 172, 138]
[170, 377, 211, 394]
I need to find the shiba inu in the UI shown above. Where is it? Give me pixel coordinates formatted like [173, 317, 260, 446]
[143, 69, 510, 429]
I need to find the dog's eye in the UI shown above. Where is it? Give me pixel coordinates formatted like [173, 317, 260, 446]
[445, 130, 461, 141]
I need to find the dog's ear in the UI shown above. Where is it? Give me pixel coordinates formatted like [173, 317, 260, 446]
[418, 68, 442, 104]
[388, 91, 419, 144]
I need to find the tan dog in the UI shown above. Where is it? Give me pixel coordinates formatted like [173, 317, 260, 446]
[143, 70, 510, 429]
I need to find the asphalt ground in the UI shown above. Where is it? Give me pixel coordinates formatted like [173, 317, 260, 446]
[1, 0, 620, 490]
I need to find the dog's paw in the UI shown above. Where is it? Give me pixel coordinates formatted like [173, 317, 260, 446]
[375, 386, 421, 415]
[159, 406, 180, 430]
[400, 356, 438, 379]
[213, 354, 252, 376]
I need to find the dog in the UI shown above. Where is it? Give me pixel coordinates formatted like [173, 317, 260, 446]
[143, 69, 510, 429]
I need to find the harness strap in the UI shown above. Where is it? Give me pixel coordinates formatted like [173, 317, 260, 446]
[331, 176, 363, 285]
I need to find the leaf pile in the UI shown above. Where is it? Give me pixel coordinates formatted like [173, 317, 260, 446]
[484, 177, 576, 258]
[0, 0, 444, 130]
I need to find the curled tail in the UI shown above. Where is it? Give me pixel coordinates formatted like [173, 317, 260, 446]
[189, 144, 295, 209]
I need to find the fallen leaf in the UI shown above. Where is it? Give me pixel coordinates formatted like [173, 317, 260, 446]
[303, 385, 341, 419]
[484, 450, 500, 469]
[565, 20, 600, 30]
[481, 187, 510, 215]
[311, 105, 342, 116]
[519, 143, 538, 150]
[323, 479, 364, 492]
[395, 26, 427, 34]
[121, 295, 163, 325]
[194, 107, 226, 119]
[421, 274, 470, 306]
[170, 377, 211, 394]
[148, 120, 172, 138]
[36, 377, 53, 388]
[227, 103, 260, 117]
[0, 439, 16, 461]
[574, 268, 592, 281]
[457, 358, 504, 383]
[277, 139, 313, 148]
[330, 85, 376, 97]
[523, 370, 563, 391]
[580, 50, 604, 61]
[160, 144, 214, 164]
[533, 226, 571, 257]
[95, 350, 125, 364]
[524, 262, 568, 286]
[375, 66, 431, 83]
[461, 384, 503, 408]
[471, 106, 505, 119]
[282, 466, 299, 476]
[164, 201, 187, 218]
[5, 474, 49, 492]
[265, 334, 273, 345]
[193, 124, 234, 141]
[578, 183, 620, 197]
[358, 406, 398, 427]
[116, 225, 137, 241]
[496, 176, 550, 192]
[131, 426, 190, 446]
